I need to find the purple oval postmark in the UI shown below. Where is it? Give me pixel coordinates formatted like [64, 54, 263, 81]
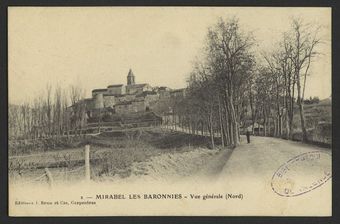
[271, 151, 332, 197]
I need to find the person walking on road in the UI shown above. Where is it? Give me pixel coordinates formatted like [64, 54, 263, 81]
[246, 126, 252, 144]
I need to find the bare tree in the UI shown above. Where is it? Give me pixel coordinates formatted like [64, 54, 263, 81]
[206, 17, 255, 146]
[288, 18, 321, 142]
[178, 17, 255, 148]
[69, 85, 86, 134]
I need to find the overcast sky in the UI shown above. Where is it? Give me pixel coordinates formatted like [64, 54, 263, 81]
[8, 7, 331, 104]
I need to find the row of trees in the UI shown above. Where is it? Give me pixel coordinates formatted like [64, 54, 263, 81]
[9, 85, 86, 140]
[169, 17, 255, 148]
[9, 16, 322, 149]
[261, 18, 321, 141]
[170, 17, 321, 148]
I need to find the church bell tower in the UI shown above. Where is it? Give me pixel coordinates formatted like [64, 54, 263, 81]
[127, 69, 135, 85]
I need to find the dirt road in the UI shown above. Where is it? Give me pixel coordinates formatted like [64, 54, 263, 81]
[160, 127, 332, 181]
[119, 134, 331, 184]
[217, 136, 331, 181]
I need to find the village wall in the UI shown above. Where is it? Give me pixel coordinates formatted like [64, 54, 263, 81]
[103, 95, 115, 107]
[116, 94, 136, 103]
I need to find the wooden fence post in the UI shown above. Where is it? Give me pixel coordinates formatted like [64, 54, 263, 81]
[85, 144, 90, 182]
[44, 168, 54, 189]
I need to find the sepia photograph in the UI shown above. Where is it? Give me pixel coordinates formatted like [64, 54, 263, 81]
[8, 7, 331, 216]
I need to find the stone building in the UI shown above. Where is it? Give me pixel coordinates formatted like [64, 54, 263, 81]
[157, 86, 171, 99]
[92, 88, 107, 97]
[115, 100, 146, 114]
[103, 95, 116, 108]
[170, 88, 186, 98]
[107, 84, 125, 95]
[80, 69, 185, 120]
[126, 83, 153, 95]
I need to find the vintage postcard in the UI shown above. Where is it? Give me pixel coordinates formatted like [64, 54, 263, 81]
[8, 7, 331, 216]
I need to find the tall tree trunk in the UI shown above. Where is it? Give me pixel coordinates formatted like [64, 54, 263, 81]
[223, 100, 230, 146]
[263, 107, 267, 137]
[208, 110, 215, 149]
[229, 100, 239, 146]
[218, 97, 225, 147]
[297, 79, 308, 142]
[285, 110, 290, 139]
[279, 113, 283, 137]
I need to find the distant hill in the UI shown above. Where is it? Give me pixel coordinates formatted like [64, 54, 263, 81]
[300, 96, 331, 129]
[317, 97, 332, 106]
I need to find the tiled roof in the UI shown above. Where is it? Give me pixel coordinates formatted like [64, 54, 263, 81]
[170, 88, 186, 93]
[127, 83, 149, 87]
[136, 91, 158, 97]
[158, 86, 170, 90]
[107, 84, 124, 88]
[92, 88, 107, 92]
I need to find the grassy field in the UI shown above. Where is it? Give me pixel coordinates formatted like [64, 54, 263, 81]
[9, 127, 217, 184]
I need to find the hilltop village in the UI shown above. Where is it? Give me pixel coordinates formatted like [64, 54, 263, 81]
[81, 69, 185, 124]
